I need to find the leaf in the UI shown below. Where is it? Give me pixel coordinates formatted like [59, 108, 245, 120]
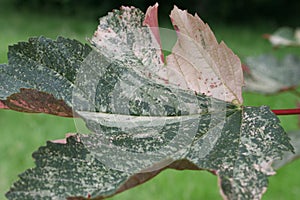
[3, 4, 293, 200]
[80, 104, 293, 200]
[0, 64, 9, 108]
[90, 5, 244, 105]
[90, 4, 164, 82]
[5, 135, 200, 200]
[263, 27, 300, 47]
[166, 6, 244, 104]
[0, 37, 92, 116]
[198, 106, 293, 200]
[6, 135, 129, 200]
[6, 106, 293, 200]
[273, 130, 300, 169]
[143, 3, 162, 53]
[244, 54, 300, 94]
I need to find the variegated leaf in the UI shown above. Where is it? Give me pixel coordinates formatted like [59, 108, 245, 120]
[2, 4, 293, 200]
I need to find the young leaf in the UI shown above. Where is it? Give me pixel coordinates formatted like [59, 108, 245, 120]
[0, 37, 92, 116]
[244, 54, 300, 94]
[263, 27, 300, 47]
[166, 6, 244, 105]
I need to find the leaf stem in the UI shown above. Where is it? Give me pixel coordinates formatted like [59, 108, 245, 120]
[272, 108, 300, 115]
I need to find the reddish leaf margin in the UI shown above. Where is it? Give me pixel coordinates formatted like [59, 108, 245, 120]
[1, 88, 73, 117]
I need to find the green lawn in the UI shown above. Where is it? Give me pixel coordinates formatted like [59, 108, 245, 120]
[1, 4, 300, 200]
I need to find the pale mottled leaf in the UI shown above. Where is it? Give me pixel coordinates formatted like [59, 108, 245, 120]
[244, 54, 300, 94]
[90, 5, 164, 81]
[273, 130, 300, 169]
[264, 27, 300, 47]
[0, 37, 92, 116]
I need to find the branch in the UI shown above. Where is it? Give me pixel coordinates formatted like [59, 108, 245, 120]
[272, 108, 300, 115]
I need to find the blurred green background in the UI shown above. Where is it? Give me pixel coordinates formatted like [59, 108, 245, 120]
[0, 0, 300, 199]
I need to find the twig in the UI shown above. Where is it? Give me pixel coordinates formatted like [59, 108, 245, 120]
[272, 108, 300, 115]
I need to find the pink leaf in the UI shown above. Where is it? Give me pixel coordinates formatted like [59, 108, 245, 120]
[143, 3, 164, 62]
[165, 6, 244, 104]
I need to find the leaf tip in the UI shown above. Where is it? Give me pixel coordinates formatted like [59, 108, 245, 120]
[143, 3, 164, 62]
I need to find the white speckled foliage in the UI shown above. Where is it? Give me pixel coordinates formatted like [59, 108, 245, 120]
[0, 4, 294, 200]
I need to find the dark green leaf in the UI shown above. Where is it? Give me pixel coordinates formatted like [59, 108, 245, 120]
[0, 37, 92, 116]
[6, 106, 293, 200]
[6, 136, 129, 200]
[5, 135, 184, 200]
[187, 106, 293, 199]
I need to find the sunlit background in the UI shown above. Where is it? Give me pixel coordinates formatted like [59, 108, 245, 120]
[0, 0, 300, 199]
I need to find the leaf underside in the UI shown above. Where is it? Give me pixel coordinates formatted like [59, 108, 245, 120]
[1, 4, 293, 200]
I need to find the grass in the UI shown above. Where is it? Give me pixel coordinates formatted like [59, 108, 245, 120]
[1, 3, 300, 200]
